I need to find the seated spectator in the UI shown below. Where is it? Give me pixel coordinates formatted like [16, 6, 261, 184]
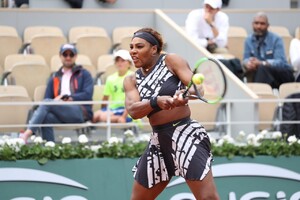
[280, 92, 300, 139]
[242, 12, 294, 88]
[64, 0, 83, 8]
[98, 0, 117, 3]
[20, 44, 94, 142]
[289, 38, 300, 82]
[185, 0, 229, 53]
[64, 0, 117, 8]
[15, 0, 29, 8]
[93, 50, 133, 123]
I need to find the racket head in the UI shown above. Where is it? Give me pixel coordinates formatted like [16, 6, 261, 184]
[190, 57, 227, 104]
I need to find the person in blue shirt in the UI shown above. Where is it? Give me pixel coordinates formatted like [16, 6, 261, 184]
[20, 44, 94, 142]
[242, 12, 294, 88]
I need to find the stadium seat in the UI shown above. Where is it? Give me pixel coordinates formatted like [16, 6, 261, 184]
[97, 54, 114, 74]
[4, 54, 47, 72]
[0, 85, 29, 97]
[112, 26, 141, 50]
[68, 26, 112, 67]
[0, 25, 20, 37]
[279, 82, 300, 99]
[75, 35, 112, 68]
[92, 85, 105, 112]
[227, 26, 248, 61]
[246, 83, 273, 95]
[51, 54, 97, 78]
[3, 54, 50, 100]
[0, 85, 31, 133]
[22, 26, 66, 65]
[0, 26, 22, 68]
[96, 54, 114, 84]
[8, 64, 50, 101]
[268, 26, 292, 59]
[33, 85, 47, 102]
[256, 93, 278, 131]
[0, 64, 3, 77]
[68, 26, 109, 44]
[189, 98, 225, 134]
[50, 55, 62, 73]
[246, 83, 278, 130]
[119, 36, 132, 51]
[23, 26, 64, 44]
[30, 35, 67, 66]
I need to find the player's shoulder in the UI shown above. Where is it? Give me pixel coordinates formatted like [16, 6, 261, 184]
[166, 53, 185, 61]
[124, 71, 136, 80]
[165, 53, 188, 68]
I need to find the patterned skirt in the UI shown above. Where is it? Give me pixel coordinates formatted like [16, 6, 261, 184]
[132, 117, 213, 188]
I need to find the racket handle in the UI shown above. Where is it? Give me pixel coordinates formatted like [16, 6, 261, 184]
[182, 90, 189, 98]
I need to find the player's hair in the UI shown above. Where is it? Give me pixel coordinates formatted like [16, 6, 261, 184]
[134, 27, 164, 54]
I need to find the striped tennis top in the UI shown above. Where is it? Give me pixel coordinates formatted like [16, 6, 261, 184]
[135, 54, 184, 111]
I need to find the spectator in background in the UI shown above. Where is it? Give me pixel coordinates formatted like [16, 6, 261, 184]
[185, 0, 229, 53]
[20, 44, 94, 142]
[98, 0, 117, 4]
[93, 49, 133, 123]
[64, 0, 83, 8]
[64, 0, 116, 8]
[289, 38, 300, 82]
[242, 12, 294, 88]
[15, 0, 29, 8]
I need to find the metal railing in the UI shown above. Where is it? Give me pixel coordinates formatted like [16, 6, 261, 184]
[0, 98, 300, 140]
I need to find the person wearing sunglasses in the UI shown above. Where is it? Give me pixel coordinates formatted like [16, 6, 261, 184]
[20, 43, 94, 142]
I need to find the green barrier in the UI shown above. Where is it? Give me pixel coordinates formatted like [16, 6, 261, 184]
[0, 156, 299, 200]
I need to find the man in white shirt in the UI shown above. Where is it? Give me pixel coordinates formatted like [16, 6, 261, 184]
[290, 38, 300, 82]
[185, 0, 229, 53]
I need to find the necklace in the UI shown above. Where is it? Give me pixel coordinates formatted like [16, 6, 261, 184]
[142, 55, 159, 73]
[142, 66, 152, 73]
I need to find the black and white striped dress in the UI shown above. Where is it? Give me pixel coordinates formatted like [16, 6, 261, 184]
[133, 54, 213, 188]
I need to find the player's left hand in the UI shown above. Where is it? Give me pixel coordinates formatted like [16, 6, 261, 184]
[172, 90, 189, 107]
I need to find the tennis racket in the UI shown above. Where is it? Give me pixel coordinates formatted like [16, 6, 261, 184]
[182, 57, 227, 104]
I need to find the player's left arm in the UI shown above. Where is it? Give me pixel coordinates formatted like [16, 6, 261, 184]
[165, 54, 204, 105]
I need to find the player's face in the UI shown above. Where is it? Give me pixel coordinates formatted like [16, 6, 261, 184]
[60, 50, 77, 69]
[129, 37, 157, 68]
[253, 16, 269, 36]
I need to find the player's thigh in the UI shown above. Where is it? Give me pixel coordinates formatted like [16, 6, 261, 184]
[186, 170, 219, 200]
[131, 180, 169, 200]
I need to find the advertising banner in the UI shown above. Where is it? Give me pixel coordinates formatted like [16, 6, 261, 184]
[0, 156, 299, 200]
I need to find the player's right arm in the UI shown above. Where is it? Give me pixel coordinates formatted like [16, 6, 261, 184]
[124, 74, 153, 119]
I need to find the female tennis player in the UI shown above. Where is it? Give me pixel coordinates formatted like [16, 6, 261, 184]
[124, 27, 220, 200]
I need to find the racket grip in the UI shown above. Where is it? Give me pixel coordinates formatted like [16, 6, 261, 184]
[182, 90, 189, 99]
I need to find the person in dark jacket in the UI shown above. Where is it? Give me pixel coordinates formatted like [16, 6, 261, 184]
[280, 93, 300, 139]
[20, 44, 94, 142]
